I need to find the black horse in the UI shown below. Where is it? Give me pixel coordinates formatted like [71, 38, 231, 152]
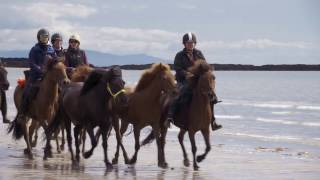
[44, 66, 128, 170]
[0, 64, 10, 123]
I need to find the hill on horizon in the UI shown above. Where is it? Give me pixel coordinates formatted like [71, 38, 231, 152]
[0, 50, 170, 66]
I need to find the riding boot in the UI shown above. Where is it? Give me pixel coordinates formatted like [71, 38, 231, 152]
[210, 94, 222, 131]
[1, 90, 10, 123]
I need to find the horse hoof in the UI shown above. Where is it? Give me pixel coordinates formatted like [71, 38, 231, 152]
[112, 158, 118, 164]
[129, 158, 136, 165]
[196, 155, 205, 162]
[57, 149, 61, 154]
[3, 119, 10, 124]
[183, 159, 190, 167]
[31, 143, 37, 148]
[24, 148, 30, 155]
[158, 162, 168, 169]
[60, 145, 65, 151]
[193, 165, 199, 171]
[106, 163, 113, 170]
[83, 151, 93, 159]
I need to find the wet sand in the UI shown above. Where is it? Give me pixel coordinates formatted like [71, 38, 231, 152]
[0, 123, 319, 180]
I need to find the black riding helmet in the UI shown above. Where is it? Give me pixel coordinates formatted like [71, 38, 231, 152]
[51, 33, 63, 44]
[182, 32, 197, 44]
[37, 28, 50, 44]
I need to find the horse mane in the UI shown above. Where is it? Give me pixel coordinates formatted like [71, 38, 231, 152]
[71, 65, 93, 82]
[187, 60, 214, 86]
[80, 69, 105, 96]
[134, 63, 172, 92]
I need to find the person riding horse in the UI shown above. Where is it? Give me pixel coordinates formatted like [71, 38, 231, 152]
[51, 33, 65, 58]
[167, 32, 222, 131]
[17, 28, 58, 121]
[64, 33, 89, 78]
[0, 60, 10, 123]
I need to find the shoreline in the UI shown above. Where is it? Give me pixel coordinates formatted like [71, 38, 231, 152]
[1, 58, 320, 71]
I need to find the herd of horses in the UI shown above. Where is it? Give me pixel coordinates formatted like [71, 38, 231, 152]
[0, 58, 217, 171]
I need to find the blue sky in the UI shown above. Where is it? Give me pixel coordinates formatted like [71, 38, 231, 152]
[0, 0, 319, 64]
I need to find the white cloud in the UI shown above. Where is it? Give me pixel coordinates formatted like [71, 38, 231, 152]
[199, 39, 311, 50]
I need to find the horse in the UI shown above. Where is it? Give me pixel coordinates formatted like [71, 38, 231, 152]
[70, 64, 93, 82]
[8, 59, 69, 159]
[0, 65, 10, 123]
[44, 66, 127, 170]
[141, 61, 217, 170]
[173, 61, 216, 170]
[112, 63, 176, 168]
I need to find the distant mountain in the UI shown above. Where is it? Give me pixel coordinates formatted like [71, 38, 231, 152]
[0, 49, 169, 66]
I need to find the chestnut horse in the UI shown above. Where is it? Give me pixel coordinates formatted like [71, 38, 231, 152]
[112, 63, 176, 168]
[8, 59, 69, 159]
[44, 67, 127, 170]
[141, 61, 217, 170]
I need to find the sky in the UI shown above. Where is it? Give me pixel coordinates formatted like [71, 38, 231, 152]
[0, 0, 319, 64]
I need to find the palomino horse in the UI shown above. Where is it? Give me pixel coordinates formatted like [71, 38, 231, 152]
[112, 63, 176, 168]
[175, 61, 216, 170]
[8, 59, 69, 159]
[0, 65, 10, 123]
[44, 67, 127, 170]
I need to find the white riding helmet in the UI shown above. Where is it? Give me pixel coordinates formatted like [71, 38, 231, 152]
[69, 33, 81, 44]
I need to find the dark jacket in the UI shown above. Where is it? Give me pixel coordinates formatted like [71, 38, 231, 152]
[65, 48, 88, 69]
[174, 48, 205, 83]
[28, 43, 56, 81]
[54, 47, 66, 58]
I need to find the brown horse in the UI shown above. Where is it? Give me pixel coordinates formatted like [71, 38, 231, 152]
[44, 67, 127, 170]
[70, 64, 93, 82]
[175, 61, 216, 170]
[8, 59, 69, 159]
[112, 63, 176, 168]
[141, 61, 216, 170]
[0, 65, 10, 123]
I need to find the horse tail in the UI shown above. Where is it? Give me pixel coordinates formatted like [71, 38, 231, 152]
[141, 130, 155, 146]
[7, 115, 24, 140]
[45, 104, 64, 141]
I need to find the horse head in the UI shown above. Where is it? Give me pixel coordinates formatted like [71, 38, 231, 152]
[44, 58, 70, 85]
[71, 64, 93, 82]
[187, 60, 215, 98]
[0, 65, 9, 90]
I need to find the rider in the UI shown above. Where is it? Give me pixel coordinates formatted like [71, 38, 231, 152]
[17, 28, 57, 120]
[64, 33, 88, 78]
[51, 33, 65, 58]
[0, 60, 10, 123]
[167, 32, 222, 131]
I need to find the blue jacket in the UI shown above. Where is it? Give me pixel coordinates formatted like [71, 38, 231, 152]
[28, 43, 56, 80]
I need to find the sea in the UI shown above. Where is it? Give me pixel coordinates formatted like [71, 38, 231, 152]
[0, 68, 319, 179]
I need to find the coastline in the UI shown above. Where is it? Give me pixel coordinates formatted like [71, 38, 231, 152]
[1, 58, 320, 71]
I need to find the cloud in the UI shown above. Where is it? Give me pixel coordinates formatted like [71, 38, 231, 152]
[199, 39, 312, 50]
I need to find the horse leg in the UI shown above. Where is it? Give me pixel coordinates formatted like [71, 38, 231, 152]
[112, 117, 120, 164]
[129, 127, 140, 165]
[43, 126, 53, 160]
[101, 124, 113, 170]
[73, 125, 82, 162]
[29, 120, 39, 147]
[153, 125, 168, 168]
[65, 119, 75, 162]
[60, 124, 65, 151]
[178, 129, 189, 167]
[160, 126, 168, 168]
[197, 128, 211, 163]
[55, 129, 61, 153]
[81, 128, 86, 153]
[188, 131, 199, 170]
[23, 120, 33, 159]
[83, 127, 98, 159]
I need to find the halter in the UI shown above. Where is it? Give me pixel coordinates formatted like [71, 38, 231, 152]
[107, 83, 126, 100]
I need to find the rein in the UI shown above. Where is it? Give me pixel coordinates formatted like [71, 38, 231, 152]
[107, 83, 125, 100]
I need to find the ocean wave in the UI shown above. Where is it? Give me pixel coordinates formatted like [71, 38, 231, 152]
[223, 132, 301, 141]
[301, 122, 320, 127]
[271, 111, 293, 115]
[256, 117, 298, 125]
[297, 106, 320, 111]
[245, 103, 293, 109]
[215, 115, 243, 119]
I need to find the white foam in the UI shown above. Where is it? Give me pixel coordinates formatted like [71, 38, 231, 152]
[256, 117, 298, 125]
[301, 122, 320, 127]
[246, 103, 293, 109]
[216, 115, 243, 119]
[271, 111, 292, 115]
[297, 106, 320, 111]
[223, 132, 301, 141]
